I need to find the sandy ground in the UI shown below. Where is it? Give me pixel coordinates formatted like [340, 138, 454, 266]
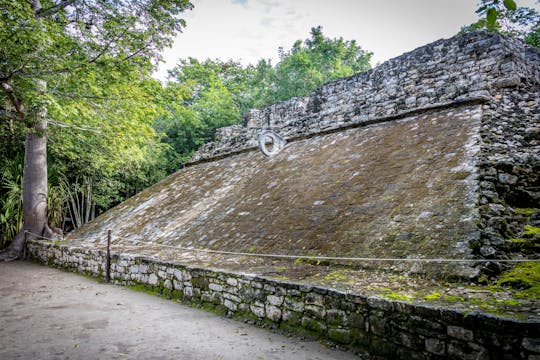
[0, 261, 358, 360]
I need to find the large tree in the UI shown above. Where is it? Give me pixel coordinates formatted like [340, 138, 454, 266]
[0, 0, 192, 260]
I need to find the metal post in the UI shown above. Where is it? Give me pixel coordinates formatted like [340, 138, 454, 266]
[105, 230, 111, 283]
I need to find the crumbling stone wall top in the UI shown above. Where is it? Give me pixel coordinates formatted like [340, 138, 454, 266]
[189, 31, 540, 163]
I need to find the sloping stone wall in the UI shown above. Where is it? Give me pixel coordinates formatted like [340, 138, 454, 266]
[66, 105, 484, 279]
[65, 31, 539, 278]
[189, 31, 539, 163]
[28, 240, 540, 359]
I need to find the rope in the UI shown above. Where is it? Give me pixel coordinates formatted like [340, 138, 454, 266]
[25, 231, 540, 264]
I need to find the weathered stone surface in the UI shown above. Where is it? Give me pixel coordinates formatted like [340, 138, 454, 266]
[266, 295, 284, 307]
[305, 304, 326, 320]
[523, 338, 540, 354]
[326, 309, 347, 326]
[148, 274, 158, 286]
[425, 338, 446, 355]
[265, 305, 282, 322]
[250, 304, 265, 318]
[284, 297, 304, 312]
[223, 299, 238, 312]
[60, 31, 539, 279]
[328, 328, 352, 345]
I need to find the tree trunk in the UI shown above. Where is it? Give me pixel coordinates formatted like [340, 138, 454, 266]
[0, 81, 58, 260]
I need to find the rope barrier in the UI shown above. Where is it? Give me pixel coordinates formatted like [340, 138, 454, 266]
[26, 231, 540, 264]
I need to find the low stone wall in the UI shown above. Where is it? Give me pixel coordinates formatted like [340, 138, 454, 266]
[28, 240, 539, 359]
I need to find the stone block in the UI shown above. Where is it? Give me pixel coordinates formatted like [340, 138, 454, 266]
[172, 280, 183, 290]
[282, 310, 301, 324]
[208, 283, 223, 292]
[223, 299, 238, 312]
[447, 325, 474, 342]
[368, 315, 388, 336]
[425, 338, 446, 355]
[173, 269, 182, 281]
[328, 328, 352, 345]
[222, 292, 241, 303]
[326, 309, 347, 326]
[349, 312, 366, 330]
[249, 281, 262, 289]
[367, 296, 393, 311]
[305, 304, 326, 319]
[523, 338, 540, 354]
[394, 330, 423, 350]
[250, 304, 265, 318]
[267, 295, 284, 307]
[305, 293, 324, 306]
[163, 279, 172, 289]
[301, 316, 327, 334]
[447, 341, 488, 360]
[148, 273, 158, 286]
[202, 292, 222, 305]
[284, 297, 304, 312]
[265, 305, 282, 322]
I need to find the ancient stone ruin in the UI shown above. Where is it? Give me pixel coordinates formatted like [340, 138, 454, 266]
[28, 31, 539, 358]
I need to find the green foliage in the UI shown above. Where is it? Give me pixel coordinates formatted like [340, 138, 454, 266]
[464, 0, 540, 48]
[261, 26, 372, 104]
[0, 0, 193, 245]
[158, 26, 372, 170]
[0, 157, 23, 247]
[154, 59, 247, 170]
[0, 156, 66, 246]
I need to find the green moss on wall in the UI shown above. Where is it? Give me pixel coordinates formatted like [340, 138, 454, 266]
[498, 263, 540, 299]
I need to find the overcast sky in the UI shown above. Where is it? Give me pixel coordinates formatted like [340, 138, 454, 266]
[154, 0, 540, 81]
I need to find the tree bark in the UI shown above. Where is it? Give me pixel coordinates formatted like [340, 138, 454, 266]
[0, 80, 58, 260]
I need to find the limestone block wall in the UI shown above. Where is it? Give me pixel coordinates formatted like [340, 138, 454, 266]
[189, 31, 539, 163]
[28, 240, 540, 359]
[475, 83, 540, 266]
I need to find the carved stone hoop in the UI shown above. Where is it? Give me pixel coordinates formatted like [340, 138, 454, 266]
[258, 130, 286, 156]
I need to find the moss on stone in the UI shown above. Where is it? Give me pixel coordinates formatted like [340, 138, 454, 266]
[451, 170, 471, 180]
[301, 317, 327, 337]
[513, 208, 538, 217]
[328, 328, 352, 344]
[523, 225, 540, 237]
[441, 295, 465, 302]
[129, 283, 159, 296]
[376, 288, 414, 302]
[497, 263, 540, 299]
[423, 292, 442, 300]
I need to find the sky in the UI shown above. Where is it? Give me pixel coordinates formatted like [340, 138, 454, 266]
[154, 0, 540, 81]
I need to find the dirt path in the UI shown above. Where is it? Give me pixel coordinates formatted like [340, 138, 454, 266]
[0, 261, 358, 360]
